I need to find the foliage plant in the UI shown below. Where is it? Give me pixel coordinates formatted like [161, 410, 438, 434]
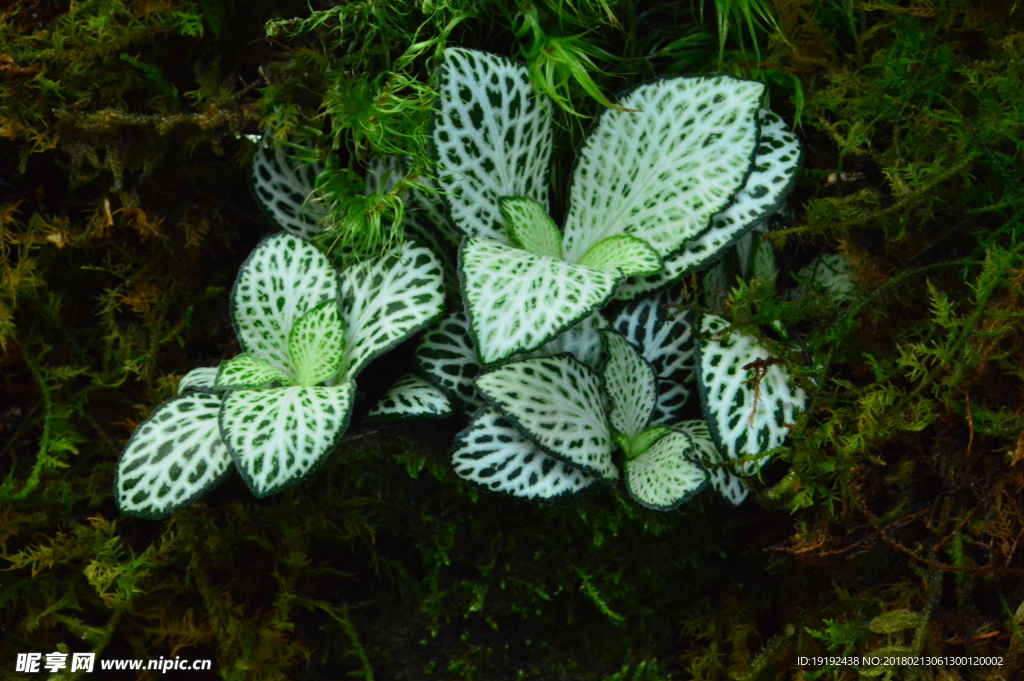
[6, 1, 1024, 679]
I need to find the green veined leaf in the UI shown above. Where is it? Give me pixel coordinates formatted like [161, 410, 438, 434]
[220, 383, 356, 498]
[178, 366, 220, 394]
[617, 109, 802, 299]
[367, 374, 452, 420]
[289, 299, 347, 386]
[416, 311, 484, 412]
[215, 354, 294, 391]
[499, 196, 562, 258]
[601, 331, 657, 440]
[475, 355, 618, 481]
[621, 425, 671, 460]
[695, 314, 807, 476]
[250, 143, 328, 239]
[115, 394, 232, 520]
[452, 407, 596, 500]
[339, 240, 445, 380]
[431, 48, 554, 242]
[231, 233, 341, 377]
[460, 237, 621, 364]
[577, 235, 662, 276]
[562, 75, 764, 262]
[675, 419, 747, 505]
[625, 429, 707, 511]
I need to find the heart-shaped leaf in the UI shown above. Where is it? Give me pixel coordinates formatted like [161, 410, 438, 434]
[215, 353, 294, 391]
[460, 237, 621, 364]
[562, 75, 764, 262]
[500, 196, 561, 258]
[452, 407, 595, 500]
[250, 143, 328, 239]
[115, 394, 232, 520]
[289, 299, 346, 386]
[431, 48, 554, 243]
[601, 330, 657, 440]
[695, 314, 808, 476]
[220, 383, 356, 497]
[475, 355, 618, 481]
[367, 374, 452, 420]
[624, 429, 707, 510]
[617, 109, 802, 298]
[231, 233, 341, 376]
[339, 240, 445, 380]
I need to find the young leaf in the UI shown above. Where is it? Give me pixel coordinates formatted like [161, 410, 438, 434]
[562, 75, 764, 262]
[460, 237, 621, 364]
[289, 299, 346, 386]
[178, 366, 220, 394]
[499, 196, 561, 258]
[577, 234, 663, 276]
[215, 354, 294, 391]
[695, 314, 807, 476]
[367, 374, 452, 420]
[625, 429, 707, 511]
[115, 394, 232, 520]
[617, 109, 802, 298]
[339, 240, 445, 380]
[452, 407, 596, 500]
[250, 143, 328, 239]
[794, 252, 857, 302]
[431, 48, 554, 242]
[601, 331, 657, 440]
[220, 383, 356, 498]
[416, 311, 484, 412]
[232, 233, 341, 377]
[675, 419, 747, 505]
[475, 355, 618, 481]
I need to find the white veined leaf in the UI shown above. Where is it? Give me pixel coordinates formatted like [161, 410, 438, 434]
[617, 109, 802, 299]
[794, 252, 857, 302]
[499, 196, 561, 258]
[215, 353, 294, 390]
[367, 374, 452, 420]
[232, 233, 341, 376]
[577, 234, 663, 277]
[562, 75, 764, 262]
[115, 394, 232, 520]
[625, 429, 707, 511]
[452, 407, 596, 500]
[220, 383, 356, 498]
[289, 299, 347, 386]
[431, 48, 554, 243]
[675, 419, 748, 505]
[475, 355, 618, 481]
[527, 312, 609, 369]
[612, 291, 695, 380]
[250, 143, 328, 239]
[339, 240, 445, 380]
[416, 311, 484, 412]
[623, 425, 671, 459]
[178, 366, 220, 394]
[695, 314, 807, 476]
[601, 330, 657, 440]
[460, 237, 622, 364]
